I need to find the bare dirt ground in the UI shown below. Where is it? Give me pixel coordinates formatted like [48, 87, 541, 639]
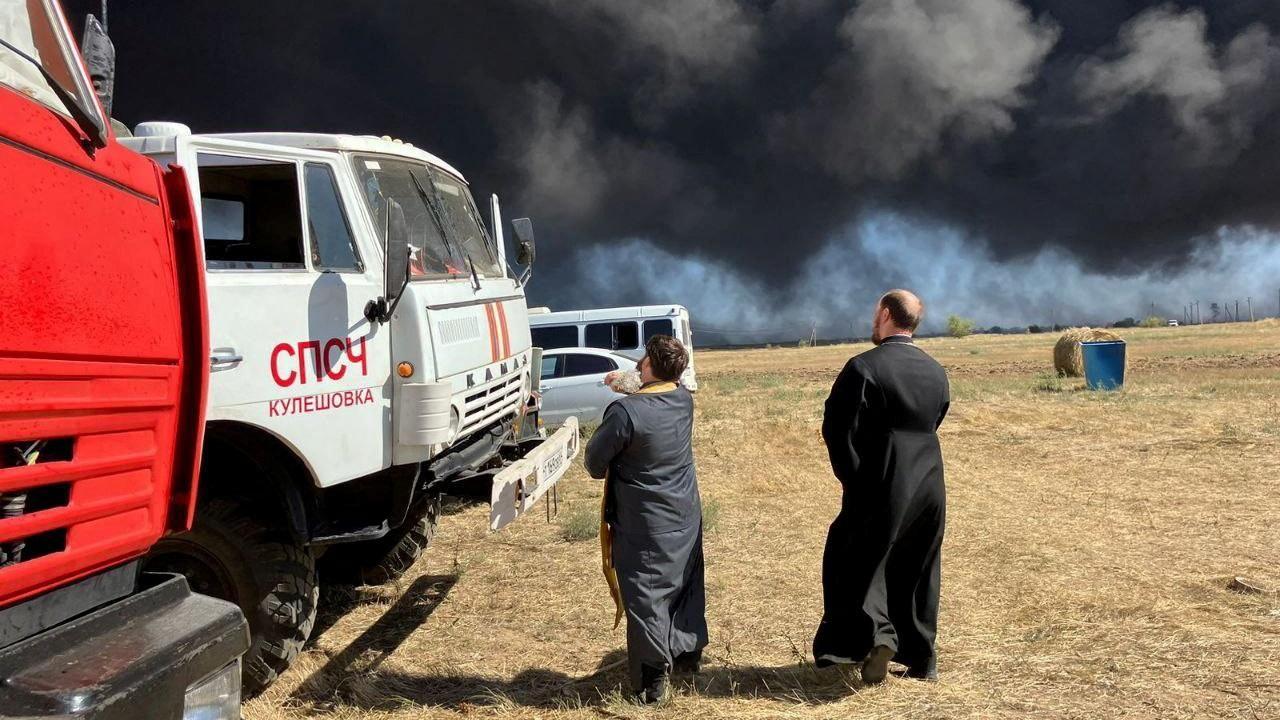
[247, 320, 1280, 720]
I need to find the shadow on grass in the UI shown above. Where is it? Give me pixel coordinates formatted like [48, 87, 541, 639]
[298, 642, 865, 710]
[294, 573, 458, 703]
[296, 575, 875, 711]
[310, 582, 389, 641]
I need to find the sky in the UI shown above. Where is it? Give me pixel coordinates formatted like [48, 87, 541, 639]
[63, 0, 1280, 339]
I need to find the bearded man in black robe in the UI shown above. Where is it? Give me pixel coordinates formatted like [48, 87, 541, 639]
[585, 335, 707, 704]
[814, 289, 950, 684]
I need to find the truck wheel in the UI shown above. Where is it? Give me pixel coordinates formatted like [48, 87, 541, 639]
[319, 500, 438, 586]
[144, 496, 318, 696]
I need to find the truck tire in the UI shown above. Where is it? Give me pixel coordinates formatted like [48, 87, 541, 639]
[319, 500, 438, 586]
[144, 496, 318, 696]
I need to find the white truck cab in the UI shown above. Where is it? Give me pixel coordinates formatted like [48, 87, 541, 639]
[122, 125, 578, 693]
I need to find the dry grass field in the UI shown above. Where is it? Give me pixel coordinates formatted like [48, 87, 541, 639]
[246, 321, 1280, 720]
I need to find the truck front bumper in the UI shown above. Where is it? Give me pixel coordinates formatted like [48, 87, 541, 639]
[0, 573, 249, 719]
[489, 416, 580, 531]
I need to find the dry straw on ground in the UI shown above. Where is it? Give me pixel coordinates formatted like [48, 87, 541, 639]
[1053, 327, 1123, 376]
[246, 320, 1280, 720]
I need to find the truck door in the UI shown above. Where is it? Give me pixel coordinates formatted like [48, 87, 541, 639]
[1, 1, 206, 607]
[176, 139, 391, 486]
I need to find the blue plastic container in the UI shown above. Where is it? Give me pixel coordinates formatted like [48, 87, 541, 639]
[1081, 340, 1126, 390]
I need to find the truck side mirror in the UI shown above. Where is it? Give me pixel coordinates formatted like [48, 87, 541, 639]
[510, 218, 536, 286]
[367, 198, 411, 323]
[81, 15, 116, 119]
[512, 218, 536, 266]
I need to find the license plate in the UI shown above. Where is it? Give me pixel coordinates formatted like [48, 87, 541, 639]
[541, 450, 566, 478]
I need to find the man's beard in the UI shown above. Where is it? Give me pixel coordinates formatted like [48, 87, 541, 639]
[871, 324, 884, 345]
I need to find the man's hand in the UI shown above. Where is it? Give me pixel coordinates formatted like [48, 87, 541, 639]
[605, 369, 642, 394]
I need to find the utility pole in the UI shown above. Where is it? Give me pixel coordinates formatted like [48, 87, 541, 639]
[1235, 300, 1240, 323]
[1248, 296, 1254, 322]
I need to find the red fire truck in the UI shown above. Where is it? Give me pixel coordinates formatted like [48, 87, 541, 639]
[0, 2, 248, 718]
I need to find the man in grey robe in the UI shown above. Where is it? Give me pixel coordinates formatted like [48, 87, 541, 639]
[585, 335, 707, 704]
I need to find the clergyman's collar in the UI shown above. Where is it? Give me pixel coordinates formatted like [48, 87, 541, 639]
[881, 334, 914, 345]
[637, 380, 679, 394]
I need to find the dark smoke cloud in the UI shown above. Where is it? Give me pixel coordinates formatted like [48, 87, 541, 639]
[1074, 6, 1277, 161]
[773, 0, 1060, 183]
[64, 0, 1280, 333]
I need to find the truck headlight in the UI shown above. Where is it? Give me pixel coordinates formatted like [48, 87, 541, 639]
[183, 659, 242, 720]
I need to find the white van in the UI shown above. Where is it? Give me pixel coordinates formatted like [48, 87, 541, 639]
[528, 305, 698, 390]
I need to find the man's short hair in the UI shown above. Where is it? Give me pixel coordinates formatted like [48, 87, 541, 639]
[644, 335, 688, 382]
[880, 289, 924, 332]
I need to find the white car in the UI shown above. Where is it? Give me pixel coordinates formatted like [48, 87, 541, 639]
[539, 347, 635, 425]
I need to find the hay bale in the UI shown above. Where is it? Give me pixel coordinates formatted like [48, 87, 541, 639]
[1053, 328, 1122, 377]
[1228, 576, 1276, 596]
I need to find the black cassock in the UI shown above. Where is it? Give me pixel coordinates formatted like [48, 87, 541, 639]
[813, 335, 950, 675]
[585, 384, 708, 693]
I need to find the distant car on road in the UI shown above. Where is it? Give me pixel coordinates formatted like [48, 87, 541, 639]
[539, 348, 634, 426]
[1168, 319, 1180, 327]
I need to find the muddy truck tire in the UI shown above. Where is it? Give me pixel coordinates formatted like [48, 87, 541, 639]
[144, 496, 318, 695]
[319, 500, 438, 586]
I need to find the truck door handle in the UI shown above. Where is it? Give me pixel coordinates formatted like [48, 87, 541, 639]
[539, 385, 550, 392]
[210, 351, 244, 367]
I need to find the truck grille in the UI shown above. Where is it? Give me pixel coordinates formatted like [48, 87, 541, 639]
[0, 357, 182, 609]
[458, 373, 523, 438]
[0, 440, 74, 569]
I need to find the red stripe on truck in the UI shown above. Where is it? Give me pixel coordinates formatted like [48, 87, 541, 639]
[495, 302, 511, 358]
[483, 304, 500, 362]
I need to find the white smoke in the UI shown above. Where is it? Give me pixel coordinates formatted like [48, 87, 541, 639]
[548, 215, 1280, 342]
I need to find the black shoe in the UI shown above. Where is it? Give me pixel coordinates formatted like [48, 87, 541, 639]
[635, 664, 671, 704]
[860, 645, 894, 684]
[673, 650, 703, 675]
[905, 662, 938, 681]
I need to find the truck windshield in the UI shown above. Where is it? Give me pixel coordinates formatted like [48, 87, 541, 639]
[352, 155, 503, 280]
[0, 1, 94, 123]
